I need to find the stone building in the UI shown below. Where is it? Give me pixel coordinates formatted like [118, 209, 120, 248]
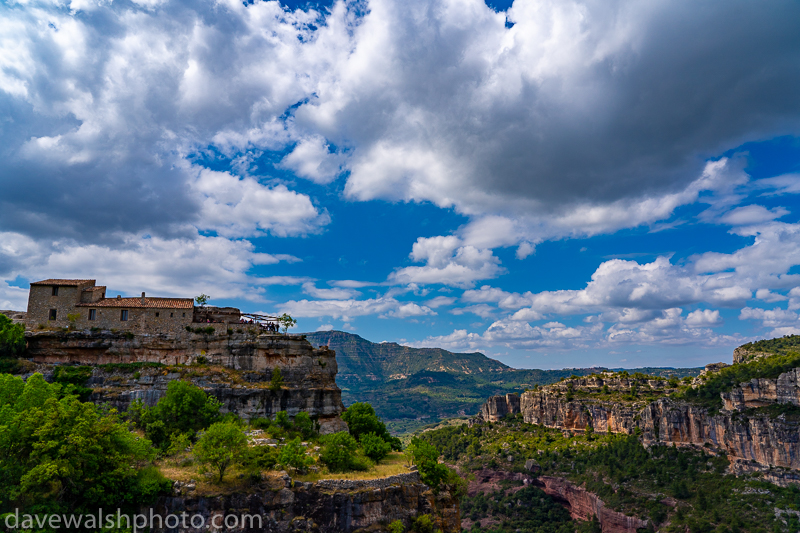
[25, 279, 239, 334]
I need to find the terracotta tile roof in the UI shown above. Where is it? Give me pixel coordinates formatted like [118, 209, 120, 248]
[77, 297, 194, 309]
[31, 279, 95, 286]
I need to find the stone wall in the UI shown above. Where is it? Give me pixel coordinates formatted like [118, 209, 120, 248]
[26, 283, 93, 329]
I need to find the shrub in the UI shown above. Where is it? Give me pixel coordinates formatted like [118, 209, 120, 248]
[270, 368, 284, 391]
[342, 402, 401, 450]
[293, 411, 316, 439]
[278, 437, 314, 473]
[411, 514, 434, 533]
[0, 314, 25, 357]
[360, 432, 391, 463]
[193, 422, 247, 482]
[275, 410, 291, 429]
[388, 519, 405, 533]
[320, 432, 368, 472]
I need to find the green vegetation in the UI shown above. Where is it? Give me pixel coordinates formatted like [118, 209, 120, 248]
[304, 330, 701, 434]
[128, 380, 222, 450]
[270, 367, 284, 391]
[278, 437, 315, 473]
[195, 293, 210, 307]
[193, 421, 247, 482]
[277, 312, 297, 334]
[320, 431, 369, 472]
[0, 373, 170, 517]
[421, 415, 800, 533]
[737, 335, 800, 357]
[0, 313, 25, 373]
[676, 351, 800, 413]
[342, 401, 401, 450]
[52, 364, 94, 400]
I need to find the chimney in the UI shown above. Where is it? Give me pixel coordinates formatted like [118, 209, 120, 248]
[141, 292, 146, 305]
[117, 295, 121, 299]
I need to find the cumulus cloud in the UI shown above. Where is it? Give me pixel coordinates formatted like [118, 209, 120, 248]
[279, 296, 433, 321]
[301, 282, 360, 299]
[740, 307, 800, 337]
[718, 205, 789, 226]
[388, 236, 504, 287]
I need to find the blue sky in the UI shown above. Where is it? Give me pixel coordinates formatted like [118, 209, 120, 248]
[2, 0, 800, 369]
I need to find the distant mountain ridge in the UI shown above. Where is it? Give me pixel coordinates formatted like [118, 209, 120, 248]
[303, 330, 703, 434]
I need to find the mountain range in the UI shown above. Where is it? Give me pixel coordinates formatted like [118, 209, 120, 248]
[302, 330, 703, 434]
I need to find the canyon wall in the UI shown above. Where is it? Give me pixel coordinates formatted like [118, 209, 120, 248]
[476, 368, 800, 480]
[148, 472, 460, 533]
[25, 330, 347, 433]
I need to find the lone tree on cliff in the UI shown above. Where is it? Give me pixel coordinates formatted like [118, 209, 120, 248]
[195, 294, 210, 307]
[277, 313, 296, 334]
[193, 421, 247, 483]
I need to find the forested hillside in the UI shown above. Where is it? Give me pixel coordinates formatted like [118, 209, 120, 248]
[304, 331, 702, 434]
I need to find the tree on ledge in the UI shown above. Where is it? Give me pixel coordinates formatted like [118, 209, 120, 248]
[278, 313, 296, 334]
[195, 294, 210, 307]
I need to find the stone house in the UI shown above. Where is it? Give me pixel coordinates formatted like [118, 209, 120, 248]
[25, 279, 238, 334]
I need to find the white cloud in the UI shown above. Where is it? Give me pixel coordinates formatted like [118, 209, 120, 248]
[450, 304, 496, 319]
[193, 168, 330, 238]
[280, 136, 346, 184]
[279, 296, 433, 321]
[425, 296, 457, 308]
[739, 307, 800, 336]
[302, 282, 360, 300]
[718, 205, 789, 226]
[316, 323, 334, 331]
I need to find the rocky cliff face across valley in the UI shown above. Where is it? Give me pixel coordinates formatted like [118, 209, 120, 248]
[476, 367, 800, 482]
[146, 472, 460, 533]
[24, 329, 347, 433]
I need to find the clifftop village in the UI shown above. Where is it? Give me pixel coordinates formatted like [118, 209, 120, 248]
[23, 278, 281, 334]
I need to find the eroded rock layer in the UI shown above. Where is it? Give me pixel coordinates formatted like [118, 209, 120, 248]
[149, 472, 460, 533]
[25, 330, 347, 433]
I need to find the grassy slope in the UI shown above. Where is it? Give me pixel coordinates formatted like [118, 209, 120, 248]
[304, 331, 702, 434]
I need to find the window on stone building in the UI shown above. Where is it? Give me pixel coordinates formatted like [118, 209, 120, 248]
[155, 312, 159, 317]
[52, 286, 59, 296]
[170, 312, 174, 317]
[49, 309, 57, 320]
[182, 313, 186, 317]
[121, 310, 128, 321]
[89, 309, 97, 320]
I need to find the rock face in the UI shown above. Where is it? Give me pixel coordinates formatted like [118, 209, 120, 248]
[534, 477, 648, 533]
[478, 393, 520, 422]
[148, 472, 460, 533]
[25, 330, 347, 433]
[475, 369, 800, 480]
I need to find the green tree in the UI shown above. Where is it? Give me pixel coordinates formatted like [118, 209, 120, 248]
[278, 437, 313, 473]
[0, 373, 166, 512]
[388, 519, 405, 533]
[193, 421, 247, 482]
[277, 313, 297, 334]
[275, 410, 291, 429]
[293, 411, 316, 439]
[360, 432, 391, 463]
[131, 380, 222, 449]
[342, 402, 400, 450]
[270, 367, 284, 391]
[195, 294, 210, 307]
[320, 432, 367, 472]
[0, 313, 25, 357]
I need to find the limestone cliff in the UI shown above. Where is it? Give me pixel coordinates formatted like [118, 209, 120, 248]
[147, 472, 460, 533]
[24, 329, 347, 433]
[476, 368, 800, 482]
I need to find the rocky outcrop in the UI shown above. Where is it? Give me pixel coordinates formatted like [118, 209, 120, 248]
[733, 347, 773, 364]
[534, 476, 648, 533]
[25, 330, 347, 433]
[148, 472, 460, 533]
[721, 368, 800, 411]
[475, 368, 800, 478]
[478, 393, 520, 422]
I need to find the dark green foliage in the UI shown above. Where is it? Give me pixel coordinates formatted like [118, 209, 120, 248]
[319, 432, 368, 472]
[275, 410, 291, 429]
[359, 432, 391, 462]
[278, 437, 313, 472]
[342, 402, 400, 450]
[250, 417, 272, 430]
[128, 380, 222, 449]
[676, 351, 800, 412]
[0, 373, 167, 515]
[0, 314, 24, 357]
[293, 411, 316, 439]
[406, 437, 465, 496]
[52, 365, 93, 401]
[411, 514, 434, 533]
[270, 367, 284, 391]
[462, 486, 577, 533]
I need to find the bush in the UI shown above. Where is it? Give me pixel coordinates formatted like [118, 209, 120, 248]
[388, 519, 405, 533]
[342, 402, 401, 450]
[275, 410, 291, 429]
[129, 380, 222, 449]
[320, 432, 368, 472]
[293, 411, 316, 439]
[360, 432, 391, 463]
[0, 314, 25, 357]
[278, 437, 314, 473]
[411, 514, 434, 533]
[270, 368, 284, 391]
[193, 422, 247, 482]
